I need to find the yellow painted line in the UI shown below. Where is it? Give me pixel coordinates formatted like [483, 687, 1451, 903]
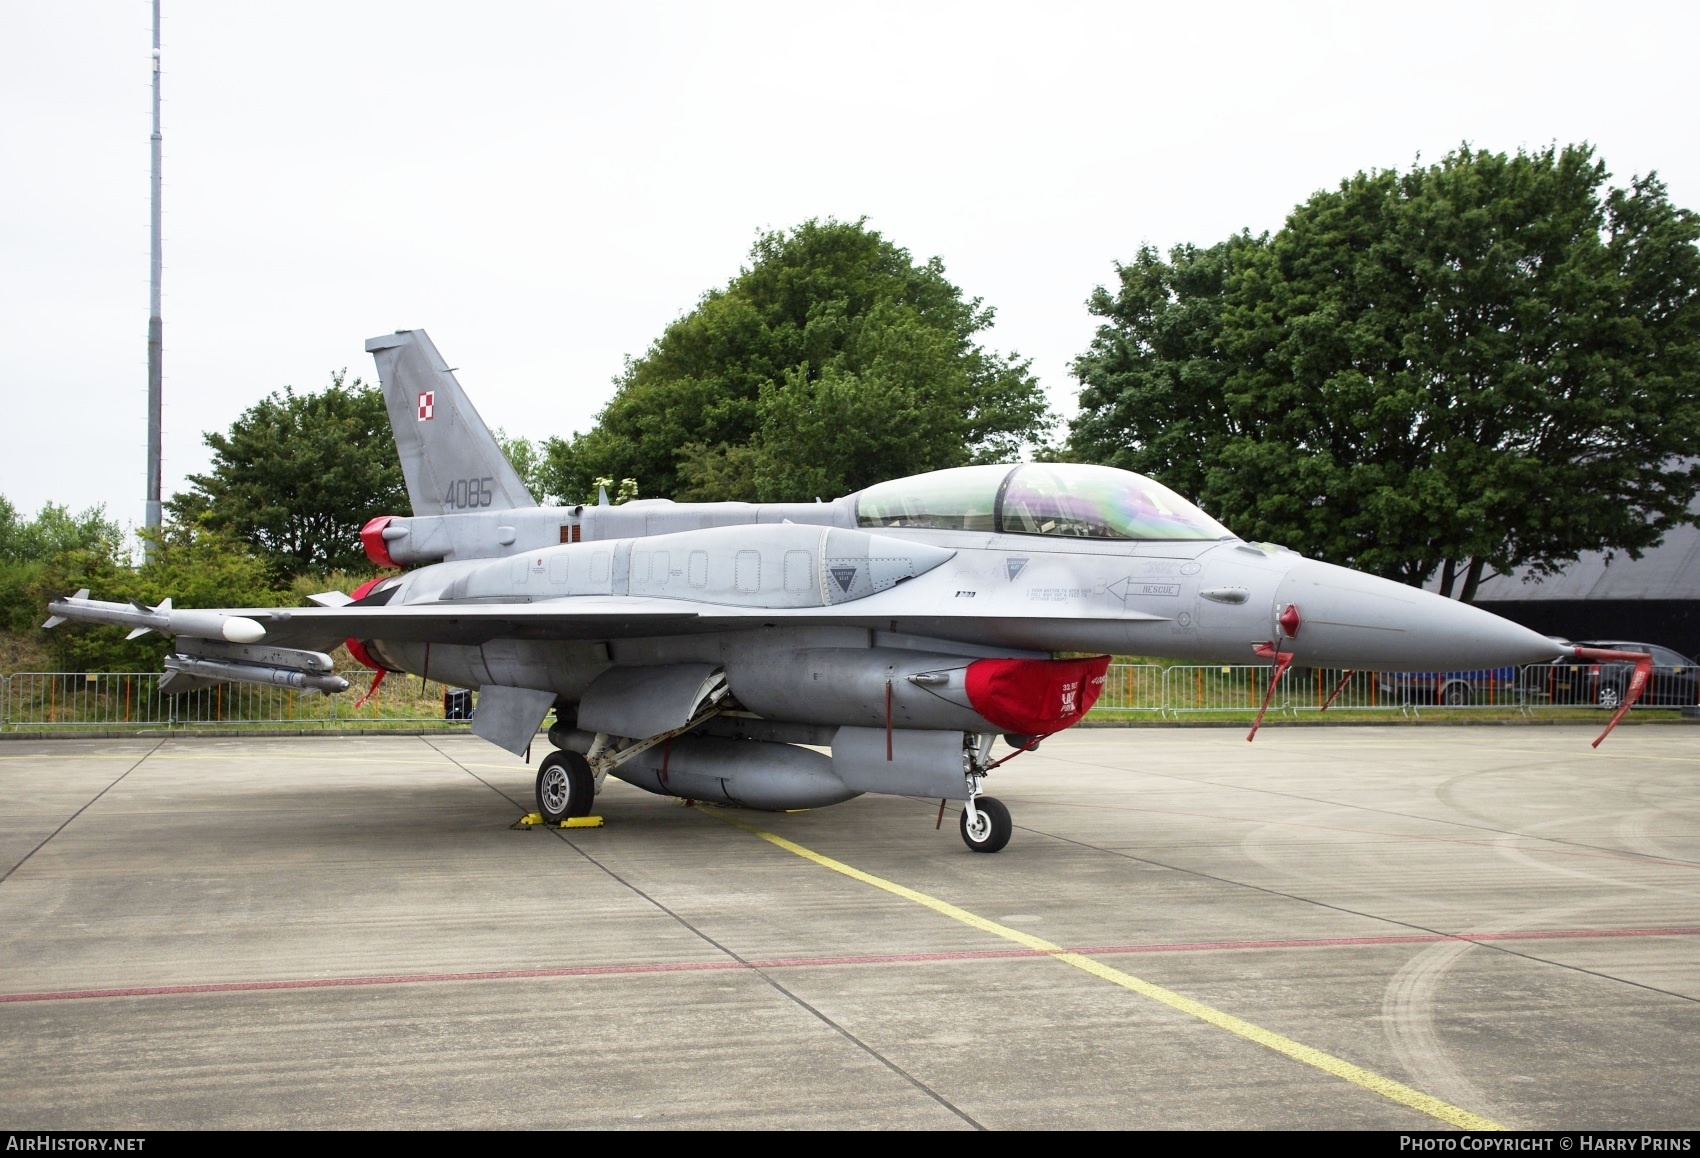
[706, 809, 1501, 1131]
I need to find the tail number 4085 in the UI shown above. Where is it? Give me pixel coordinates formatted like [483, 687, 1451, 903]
[445, 477, 496, 510]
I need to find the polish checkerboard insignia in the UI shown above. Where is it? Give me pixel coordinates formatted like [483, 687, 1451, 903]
[418, 391, 435, 421]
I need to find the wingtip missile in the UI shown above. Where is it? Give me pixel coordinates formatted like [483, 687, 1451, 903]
[42, 592, 266, 643]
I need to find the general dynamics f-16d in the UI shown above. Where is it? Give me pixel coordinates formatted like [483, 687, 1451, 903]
[45, 331, 1654, 852]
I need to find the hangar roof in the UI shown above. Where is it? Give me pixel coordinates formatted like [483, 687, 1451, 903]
[1448, 514, 1700, 602]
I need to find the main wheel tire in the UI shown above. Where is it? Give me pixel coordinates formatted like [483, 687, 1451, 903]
[536, 750, 595, 823]
[959, 796, 1012, 854]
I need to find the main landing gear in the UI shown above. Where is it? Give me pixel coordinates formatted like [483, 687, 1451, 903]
[959, 793, 1012, 853]
[536, 750, 596, 824]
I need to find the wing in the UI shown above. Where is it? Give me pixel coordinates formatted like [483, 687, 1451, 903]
[43, 592, 704, 650]
[45, 590, 1166, 653]
[253, 594, 1166, 657]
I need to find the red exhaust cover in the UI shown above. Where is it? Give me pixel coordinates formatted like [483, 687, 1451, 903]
[345, 637, 384, 672]
[964, 655, 1111, 736]
[360, 516, 397, 569]
[345, 576, 391, 672]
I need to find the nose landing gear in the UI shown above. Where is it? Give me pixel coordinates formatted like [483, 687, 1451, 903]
[955, 736, 1015, 852]
[959, 792, 1012, 853]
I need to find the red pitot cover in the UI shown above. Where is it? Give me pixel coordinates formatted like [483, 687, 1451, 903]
[964, 655, 1112, 736]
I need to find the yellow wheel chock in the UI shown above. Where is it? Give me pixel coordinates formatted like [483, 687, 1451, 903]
[516, 812, 605, 829]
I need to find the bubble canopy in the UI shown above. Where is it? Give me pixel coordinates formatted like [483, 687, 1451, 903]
[854, 464, 1234, 541]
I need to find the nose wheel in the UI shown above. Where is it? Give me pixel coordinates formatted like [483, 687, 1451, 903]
[536, 750, 595, 824]
[959, 795, 1012, 853]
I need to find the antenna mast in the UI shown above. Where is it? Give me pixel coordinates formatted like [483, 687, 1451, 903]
[144, 0, 163, 560]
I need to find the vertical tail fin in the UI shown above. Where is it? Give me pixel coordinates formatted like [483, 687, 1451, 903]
[365, 329, 535, 515]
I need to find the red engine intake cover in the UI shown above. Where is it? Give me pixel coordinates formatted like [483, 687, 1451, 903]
[360, 516, 397, 569]
[964, 655, 1112, 737]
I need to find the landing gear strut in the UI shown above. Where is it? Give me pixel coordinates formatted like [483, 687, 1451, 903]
[536, 750, 595, 824]
[959, 793, 1012, 853]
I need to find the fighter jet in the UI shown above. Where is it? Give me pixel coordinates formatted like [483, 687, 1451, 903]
[45, 331, 1653, 852]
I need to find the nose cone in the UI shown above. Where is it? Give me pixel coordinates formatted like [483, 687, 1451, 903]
[1275, 558, 1565, 670]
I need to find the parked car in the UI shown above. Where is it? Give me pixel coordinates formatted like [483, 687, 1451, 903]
[1528, 641, 1700, 708]
[1376, 667, 1519, 706]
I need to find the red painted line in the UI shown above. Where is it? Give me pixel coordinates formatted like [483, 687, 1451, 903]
[4, 926, 1695, 1006]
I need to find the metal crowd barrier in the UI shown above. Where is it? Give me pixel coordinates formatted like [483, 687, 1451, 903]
[0, 671, 466, 732]
[1159, 664, 1292, 715]
[1091, 663, 1167, 714]
[0, 663, 1683, 731]
[1098, 662, 1669, 719]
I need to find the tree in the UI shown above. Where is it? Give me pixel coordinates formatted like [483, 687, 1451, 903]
[0, 497, 125, 667]
[0, 496, 120, 564]
[542, 218, 1053, 503]
[492, 428, 551, 503]
[1070, 144, 1700, 599]
[167, 372, 409, 576]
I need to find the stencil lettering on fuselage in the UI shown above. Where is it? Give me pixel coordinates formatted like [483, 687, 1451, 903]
[1027, 587, 1094, 602]
[1107, 576, 1182, 601]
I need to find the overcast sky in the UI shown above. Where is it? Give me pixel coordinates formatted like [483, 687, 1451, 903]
[4, 0, 1696, 529]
